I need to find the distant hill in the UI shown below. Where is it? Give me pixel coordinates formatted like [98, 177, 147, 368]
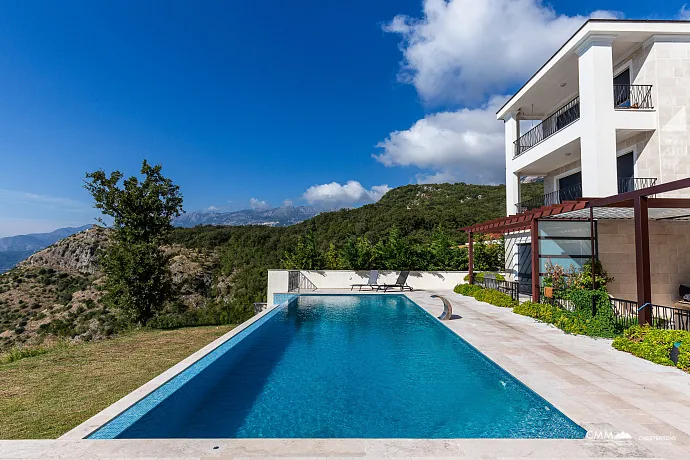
[173, 206, 320, 228]
[0, 225, 91, 273]
[0, 181, 544, 352]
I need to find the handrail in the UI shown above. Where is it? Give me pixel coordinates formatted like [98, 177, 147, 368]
[617, 177, 656, 194]
[288, 270, 317, 292]
[614, 84, 653, 110]
[516, 183, 583, 213]
[514, 97, 580, 158]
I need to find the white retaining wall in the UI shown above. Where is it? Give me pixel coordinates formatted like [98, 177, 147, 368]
[267, 270, 469, 306]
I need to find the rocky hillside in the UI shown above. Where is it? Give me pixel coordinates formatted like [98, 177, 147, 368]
[0, 225, 91, 273]
[0, 227, 227, 352]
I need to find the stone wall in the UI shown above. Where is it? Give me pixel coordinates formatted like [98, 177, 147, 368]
[617, 39, 690, 197]
[598, 220, 690, 305]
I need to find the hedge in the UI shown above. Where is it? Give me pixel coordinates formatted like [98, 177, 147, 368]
[454, 284, 517, 308]
[513, 297, 616, 338]
[613, 325, 690, 372]
[454, 284, 483, 296]
[463, 272, 505, 283]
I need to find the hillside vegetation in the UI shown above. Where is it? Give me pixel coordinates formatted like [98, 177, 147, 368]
[0, 182, 542, 351]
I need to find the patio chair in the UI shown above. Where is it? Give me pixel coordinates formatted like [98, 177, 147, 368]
[350, 270, 379, 291]
[379, 271, 413, 292]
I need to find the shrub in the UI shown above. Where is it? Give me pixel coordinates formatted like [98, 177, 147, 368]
[613, 326, 690, 372]
[514, 299, 614, 338]
[566, 289, 617, 338]
[455, 284, 516, 308]
[454, 284, 483, 296]
[463, 272, 505, 283]
[473, 289, 516, 308]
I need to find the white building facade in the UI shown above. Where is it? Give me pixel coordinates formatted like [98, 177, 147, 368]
[498, 20, 690, 303]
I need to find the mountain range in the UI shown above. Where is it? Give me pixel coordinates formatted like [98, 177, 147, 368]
[173, 205, 320, 228]
[0, 225, 92, 273]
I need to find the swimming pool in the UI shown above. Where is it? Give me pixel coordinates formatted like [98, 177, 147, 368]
[89, 294, 586, 439]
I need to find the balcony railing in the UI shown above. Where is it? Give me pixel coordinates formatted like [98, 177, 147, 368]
[516, 183, 582, 213]
[516, 177, 658, 213]
[618, 177, 657, 193]
[614, 84, 653, 110]
[514, 97, 580, 158]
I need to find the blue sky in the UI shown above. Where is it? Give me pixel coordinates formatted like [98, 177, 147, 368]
[0, 1, 688, 236]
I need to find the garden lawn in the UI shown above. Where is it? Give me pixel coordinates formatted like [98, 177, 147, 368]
[0, 325, 234, 439]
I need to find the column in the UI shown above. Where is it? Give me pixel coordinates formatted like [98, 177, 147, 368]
[504, 113, 520, 215]
[576, 34, 618, 198]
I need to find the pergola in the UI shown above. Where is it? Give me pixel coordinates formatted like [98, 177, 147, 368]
[462, 177, 690, 326]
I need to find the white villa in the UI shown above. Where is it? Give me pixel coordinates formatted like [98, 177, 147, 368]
[487, 20, 690, 308]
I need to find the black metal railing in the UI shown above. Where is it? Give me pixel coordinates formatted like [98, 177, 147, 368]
[614, 84, 653, 110]
[611, 298, 690, 331]
[539, 287, 576, 312]
[287, 270, 317, 292]
[475, 277, 520, 303]
[514, 97, 580, 157]
[617, 177, 657, 194]
[516, 183, 583, 213]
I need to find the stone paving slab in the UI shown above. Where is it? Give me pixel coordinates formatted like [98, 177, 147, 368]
[1, 289, 689, 459]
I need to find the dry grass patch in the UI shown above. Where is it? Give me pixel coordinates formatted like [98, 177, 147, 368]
[0, 325, 234, 439]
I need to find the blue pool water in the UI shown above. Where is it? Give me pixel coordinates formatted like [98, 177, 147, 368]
[91, 295, 586, 439]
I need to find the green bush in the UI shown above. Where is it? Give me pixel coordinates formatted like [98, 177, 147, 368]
[565, 289, 617, 338]
[613, 325, 690, 372]
[455, 284, 516, 308]
[473, 288, 516, 308]
[513, 298, 614, 338]
[462, 272, 505, 283]
[454, 284, 483, 296]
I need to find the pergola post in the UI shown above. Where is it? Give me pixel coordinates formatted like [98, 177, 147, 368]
[468, 231, 474, 284]
[531, 218, 540, 302]
[634, 196, 652, 326]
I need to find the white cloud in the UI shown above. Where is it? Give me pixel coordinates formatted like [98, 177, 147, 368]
[680, 5, 690, 19]
[206, 205, 221, 212]
[384, 0, 620, 104]
[303, 181, 391, 208]
[374, 95, 507, 184]
[282, 199, 294, 208]
[249, 198, 270, 211]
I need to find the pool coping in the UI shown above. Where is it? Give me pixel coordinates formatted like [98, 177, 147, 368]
[60, 296, 291, 440]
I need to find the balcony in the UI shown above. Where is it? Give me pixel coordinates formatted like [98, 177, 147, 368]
[614, 85, 653, 110]
[515, 177, 657, 213]
[513, 85, 654, 159]
[618, 177, 657, 193]
[516, 183, 582, 213]
[514, 97, 580, 158]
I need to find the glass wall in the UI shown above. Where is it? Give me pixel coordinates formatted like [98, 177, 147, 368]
[538, 220, 595, 283]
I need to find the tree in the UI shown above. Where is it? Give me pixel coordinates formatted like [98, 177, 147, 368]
[324, 243, 341, 269]
[281, 226, 323, 269]
[84, 160, 184, 325]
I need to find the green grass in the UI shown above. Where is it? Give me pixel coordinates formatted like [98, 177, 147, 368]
[0, 325, 234, 439]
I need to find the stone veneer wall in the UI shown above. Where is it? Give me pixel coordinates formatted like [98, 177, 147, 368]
[598, 220, 690, 306]
[619, 40, 690, 197]
[543, 159, 581, 195]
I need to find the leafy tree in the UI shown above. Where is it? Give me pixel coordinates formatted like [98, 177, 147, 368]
[84, 160, 184, 325]
[324, 243, 341, 269]
[281, 227, 322, 270]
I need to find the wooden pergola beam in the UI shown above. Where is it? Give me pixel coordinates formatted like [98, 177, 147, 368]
[634, 196, 652, 326]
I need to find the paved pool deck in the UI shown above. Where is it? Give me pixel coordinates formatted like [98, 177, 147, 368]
[1, 289, 689, 459]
